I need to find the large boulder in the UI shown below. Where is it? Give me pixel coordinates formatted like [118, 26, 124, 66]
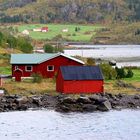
[95, 98, 108, 105]
[17, 104, 28, 111]
[89, 94, 101, 101]
[82, 104, 97, 112]
[32, 96, 42, 106]
[15, 97, 28, 105]
[113, 106, 122, 110]
[11, 103, 18, 110]
[61, 97, 76, 104]
[134, 95, 140, 100]
[56, 105, 71, 112]
[97, 100, 112, 111]
[0, 107, 4, 112]
[76, 96, 91, 104]
[89, 94, 108, 104]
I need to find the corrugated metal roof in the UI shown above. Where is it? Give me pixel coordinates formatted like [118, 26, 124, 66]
[60, 66, 104, 80]
[10, 53, 85, 64]
[10, 53, 57, 64]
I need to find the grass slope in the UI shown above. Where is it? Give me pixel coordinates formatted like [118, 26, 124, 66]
[0, 66, 11, 75]
[124, 69, 140, 82]
[105, 69, 140, 94]
[94, 22, 140, 44]
[17, 24, 102, 41]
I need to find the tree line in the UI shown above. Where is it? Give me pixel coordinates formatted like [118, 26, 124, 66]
[0, 0, 140, 23]
[100, 63, 134, 80]
[0, 30, 33, 53]
[86, 58, 134, 80]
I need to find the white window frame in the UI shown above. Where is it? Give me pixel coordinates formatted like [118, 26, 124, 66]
[25, 65, 33, 72]
[47, 65, 54, 72]
[15, 65, 18, 70]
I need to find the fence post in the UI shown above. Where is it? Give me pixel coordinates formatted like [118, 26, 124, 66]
[0, 77, 2, 87]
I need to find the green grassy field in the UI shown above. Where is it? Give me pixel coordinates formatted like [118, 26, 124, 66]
[105, 69, 140, 94]
[124, 69, 140, 82]
[17, 24, 102, 41]
[0, 66, 11, 75]
[106, 69, 140, 83]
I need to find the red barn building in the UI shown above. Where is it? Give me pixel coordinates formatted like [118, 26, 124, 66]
[56, 66, 104, 94]
[41, 27, 49, 32]
[10, 53, 84, 81]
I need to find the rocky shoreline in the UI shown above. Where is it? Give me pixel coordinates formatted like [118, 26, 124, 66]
[0, 93, 140, 113]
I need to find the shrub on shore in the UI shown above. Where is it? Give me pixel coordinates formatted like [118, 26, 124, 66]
[43, 44, 64, 53]
[100, 63, 134, 80]
[126, 68, 134, 78]
[31, 73, 43, 83]
[116, 67, 134, 79]
[86, 58, 96, 65]
[43, 44, 54, 53]
[99, 63, 117, 80]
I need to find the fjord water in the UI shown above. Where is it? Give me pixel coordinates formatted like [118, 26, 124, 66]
[64, 45, 140, 67]
[0, 110, 140, 140]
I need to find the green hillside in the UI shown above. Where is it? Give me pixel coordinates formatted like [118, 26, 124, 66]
[0, 0, 140, 24]
[0, 0, 140, 44]
[92, 22, 140, 44]
[15, 22, 140, 44]
[17, 24, 102, 41]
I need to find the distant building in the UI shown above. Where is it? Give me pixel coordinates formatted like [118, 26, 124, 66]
[33, 49, 44, 53]
[22, 30, 29, 35]
[62, 29, 68, 32]
[41, 27, 49, 32]
[56, 66, 104, 94]
[0, 90, 4, 96]
[32, 27, 49, 32]
[33, 28, 42, 32]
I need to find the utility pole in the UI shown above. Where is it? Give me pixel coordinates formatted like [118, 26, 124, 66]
[82, 49, 84, 57]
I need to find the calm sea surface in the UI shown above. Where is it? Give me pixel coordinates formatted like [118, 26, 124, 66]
[64, 45, 140, 67]
[0, 110, 140, 140]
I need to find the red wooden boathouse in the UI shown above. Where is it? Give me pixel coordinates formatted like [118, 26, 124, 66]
[56, 66, 104, 94]
[10, 53, 84, 81]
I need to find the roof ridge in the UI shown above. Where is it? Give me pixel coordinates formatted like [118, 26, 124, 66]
[10, 53, 84, 64]
[60, 66, 103, 80]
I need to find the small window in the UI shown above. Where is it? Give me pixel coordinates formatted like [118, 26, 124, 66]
[25, 65, 33, 72]
[15, 66, 18, 70]
[47, 65, 54, 71]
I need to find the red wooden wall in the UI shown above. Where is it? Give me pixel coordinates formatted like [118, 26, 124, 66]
[12, 56, 83, 78]
[56, 70, 104, 94]
[62, 80, 104, 93]
[56, 70, 64, 92]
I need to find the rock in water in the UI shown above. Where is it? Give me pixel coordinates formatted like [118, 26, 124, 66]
[82, 104, 97, 112]
[56, 105, 70, 112]
[97, 100, 112, 111]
